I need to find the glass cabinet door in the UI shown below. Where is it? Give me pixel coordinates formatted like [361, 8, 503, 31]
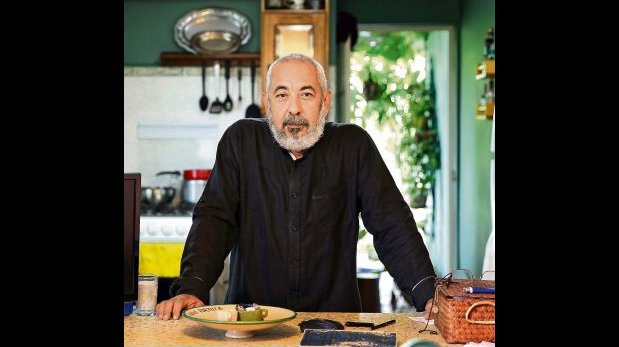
[260, 0, 330, 114]
[275, 24, 315, 58]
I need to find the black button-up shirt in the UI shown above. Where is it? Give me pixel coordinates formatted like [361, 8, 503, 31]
[172, 119, 436, 312]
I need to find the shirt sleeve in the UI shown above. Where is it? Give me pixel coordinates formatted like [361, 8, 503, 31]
[355, 128, 436, 311]
[170, 126, 241, 303]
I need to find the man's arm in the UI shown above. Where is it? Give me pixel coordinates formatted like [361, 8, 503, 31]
[355, 127, 436, 311]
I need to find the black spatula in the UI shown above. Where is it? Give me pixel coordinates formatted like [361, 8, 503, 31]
[209, 61, 223, 114]
[199, 64, 208, 111]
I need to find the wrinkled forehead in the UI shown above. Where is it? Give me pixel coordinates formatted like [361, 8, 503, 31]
[269, 60, 320, 92]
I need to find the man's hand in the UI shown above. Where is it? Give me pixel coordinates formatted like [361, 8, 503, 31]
[423, 298, 434, 320]
[156, 294, 204, 320]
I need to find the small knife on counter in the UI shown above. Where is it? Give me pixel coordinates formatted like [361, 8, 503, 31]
[345, 321, 375, 328]
[371, 319, 396, 330]
[344, 319, 396, 330]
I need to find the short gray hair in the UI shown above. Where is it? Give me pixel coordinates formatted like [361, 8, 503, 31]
[265, 54, 328, 97]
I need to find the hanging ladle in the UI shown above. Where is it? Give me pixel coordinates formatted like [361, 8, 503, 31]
[199, 63, 209, 111]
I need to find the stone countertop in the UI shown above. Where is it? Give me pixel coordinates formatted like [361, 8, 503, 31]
[124, 311, 466, 346]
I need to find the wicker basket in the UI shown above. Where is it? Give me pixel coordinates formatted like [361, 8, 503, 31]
[434, 278, 495, 344]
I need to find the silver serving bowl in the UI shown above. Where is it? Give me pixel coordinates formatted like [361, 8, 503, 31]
[190, 31, 241, 54]
[175, 8, 251, 54]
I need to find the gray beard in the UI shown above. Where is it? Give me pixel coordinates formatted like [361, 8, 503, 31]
[267, 105, 327, 153]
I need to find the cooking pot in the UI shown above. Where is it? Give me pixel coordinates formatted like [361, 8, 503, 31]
[181, 169, 211, 205]
[141, 186, 176, 208]
[142, 170, 181, 208]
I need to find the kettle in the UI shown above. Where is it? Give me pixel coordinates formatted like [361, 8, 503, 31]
[181, 169, 211, 205]
[155, 170, 182, 207]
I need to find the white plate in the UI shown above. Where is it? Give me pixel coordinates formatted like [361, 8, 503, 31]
[182, 304, 296, 338]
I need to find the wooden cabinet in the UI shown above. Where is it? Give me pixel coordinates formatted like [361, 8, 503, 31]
[260, 0, 330, 112]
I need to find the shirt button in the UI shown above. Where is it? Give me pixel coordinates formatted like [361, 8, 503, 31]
[292, 226, 298, 231]
[292, 193, 297, 198]
[290, 260, 297, 265]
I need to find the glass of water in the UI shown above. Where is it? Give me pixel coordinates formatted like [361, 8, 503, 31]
[136, 274, 158, 316]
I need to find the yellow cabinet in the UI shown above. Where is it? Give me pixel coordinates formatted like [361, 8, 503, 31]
[260, 0, 330, 112]
[138, 242, 185, 278]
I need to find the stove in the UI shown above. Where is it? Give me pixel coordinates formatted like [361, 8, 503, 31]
[140, 215, 193, 243]
[139, 208, 229, 305]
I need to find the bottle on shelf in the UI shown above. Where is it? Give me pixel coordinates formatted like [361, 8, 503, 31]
[485, 79, 495, 118]
[484, 26, 495, 60]
[266, 0, 283, 8]
[476, 83, 488, 118]
[485, 80, 494, 104]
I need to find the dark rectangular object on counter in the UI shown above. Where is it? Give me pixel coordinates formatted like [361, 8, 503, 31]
[124, 173, 141, 303]
[299, 329, 396, 347]
[434, 278, 495, 344]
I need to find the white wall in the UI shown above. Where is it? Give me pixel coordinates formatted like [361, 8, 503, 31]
[124, 66, 255, 185]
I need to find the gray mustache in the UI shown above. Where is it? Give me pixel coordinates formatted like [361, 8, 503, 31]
[283, 115, 309, 126]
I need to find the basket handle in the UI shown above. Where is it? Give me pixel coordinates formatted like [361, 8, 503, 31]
[464, 301, 495, 325]
[451, 269, 474, 279]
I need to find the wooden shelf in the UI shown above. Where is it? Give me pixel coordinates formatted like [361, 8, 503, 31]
[160, 52, 261, 67]
[475, 59, 495, 79]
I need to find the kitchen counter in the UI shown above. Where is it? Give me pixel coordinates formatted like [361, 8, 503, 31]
[124, 311, 467, 346]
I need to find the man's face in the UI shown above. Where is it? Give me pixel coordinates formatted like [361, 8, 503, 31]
[263, 60, 332, 154]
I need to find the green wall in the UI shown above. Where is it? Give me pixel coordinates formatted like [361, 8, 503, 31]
[337, 0, 459, 26]
[124, 0, 261, 66]
[458, 0, 494, 276]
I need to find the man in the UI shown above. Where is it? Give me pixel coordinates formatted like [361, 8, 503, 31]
[156, 54, 436, 320]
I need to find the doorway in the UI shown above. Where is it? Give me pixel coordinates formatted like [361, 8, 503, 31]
[339, 25, 457, 311]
